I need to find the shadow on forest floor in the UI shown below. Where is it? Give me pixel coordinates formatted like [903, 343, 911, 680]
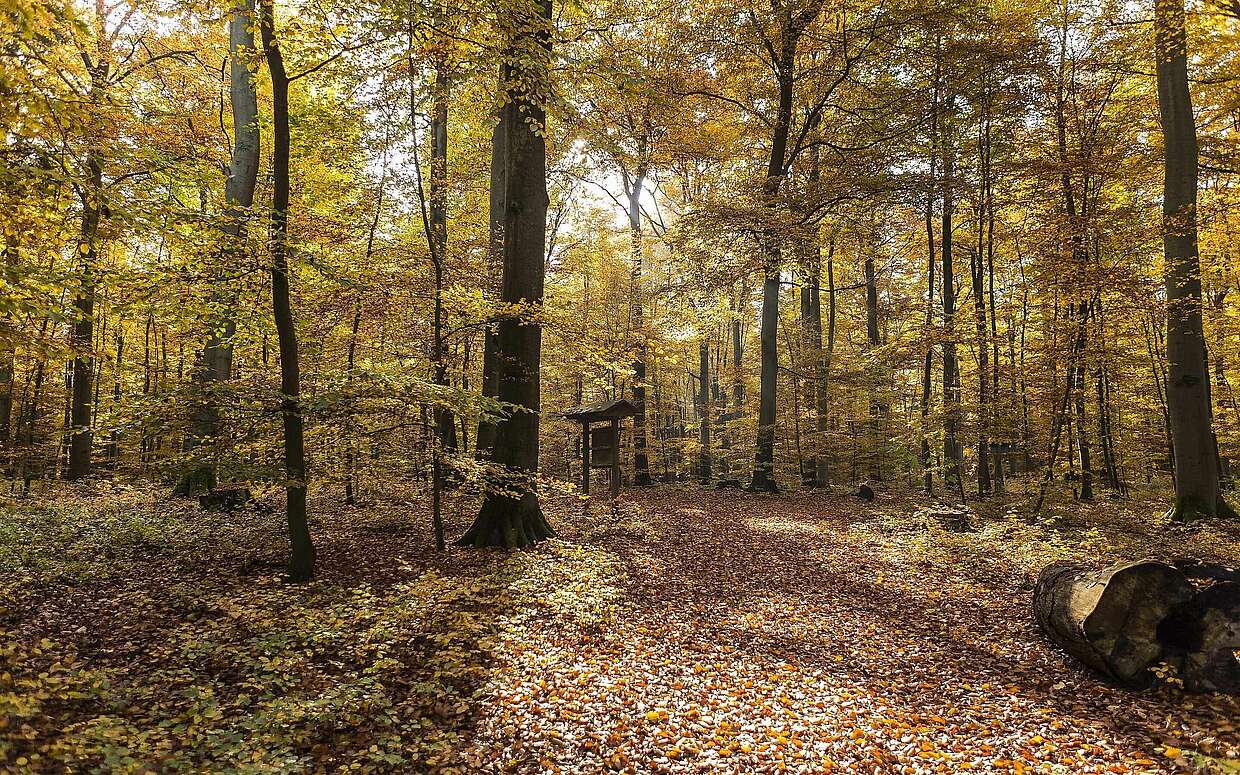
[458, 485, 1240, 774]
[2, 481, 1238, 773]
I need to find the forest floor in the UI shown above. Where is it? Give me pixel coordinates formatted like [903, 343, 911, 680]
[2, 479, 1239, 774]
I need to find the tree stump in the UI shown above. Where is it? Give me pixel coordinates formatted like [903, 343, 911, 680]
[199, 487, 253, 513]
[921, 507, 972, 532]
[1033, 560, 1193, 687]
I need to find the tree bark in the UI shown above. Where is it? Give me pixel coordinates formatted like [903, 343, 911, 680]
[177, 0, 260, 495]
[940, 100, 963, 500]
[66, 156, 101, 481]
[1156, 0, 1234, 520]
[973, 100, 992, 496]
[628, 167, 653, 486]
[820, 237, 835, 486]
[1034, 560, 1194, 687]
[474, 102, 506, 461]
[457, 0, 555, 548]
[750, 7, 819, 492]
[260, 0, 315, 582]
[698, 337, 711, 483]
[429, 28, 457, 473]
[863, 224, 885, 481]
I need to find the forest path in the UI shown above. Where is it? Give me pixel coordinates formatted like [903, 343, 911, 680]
[460, 487, 1240, 774]
[4, 483, 1239, 773]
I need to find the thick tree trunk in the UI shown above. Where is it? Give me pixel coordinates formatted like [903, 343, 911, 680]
[260, 0, 315, 582]
[475, 110, 506, 460]
[751, 260, 781, 493]
[457, 0, 555, 548]
[750, 45, 801, 493]
[177, 0, 260, 495]
[1035, 560, 1240, 692]
[1156, 0, 1234, 520]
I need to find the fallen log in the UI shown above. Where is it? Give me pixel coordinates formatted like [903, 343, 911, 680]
[1160, 581, 1240, 693]
[1035, 559, 1240, 693]
[1033, 560, 1193, 688]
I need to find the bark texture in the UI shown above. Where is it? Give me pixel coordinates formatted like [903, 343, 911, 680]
[1034, 560, 1193, 687]
[1156, 0, 1233, 520]
[177, 0, 259, 495]
[457, 0, 555, 548]
[260, 0, 315, 582]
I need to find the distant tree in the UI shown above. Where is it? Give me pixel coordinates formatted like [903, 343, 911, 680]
[176, 0, 260, 496]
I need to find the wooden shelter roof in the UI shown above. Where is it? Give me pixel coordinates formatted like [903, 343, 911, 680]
[561, 398, 638, 423]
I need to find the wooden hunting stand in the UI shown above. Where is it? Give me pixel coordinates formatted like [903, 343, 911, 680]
[562, 399, 638, 498]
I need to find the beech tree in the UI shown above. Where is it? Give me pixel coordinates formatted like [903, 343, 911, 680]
[259, 0, 315, 580]
[1156, 0, 1235, 520]
[456, 0, 556, 547]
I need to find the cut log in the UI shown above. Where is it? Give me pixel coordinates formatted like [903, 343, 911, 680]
[1160, 581, 1240, 693]
[1173, 558, 1240, 584]
[1033, 560, 1194, 688]
[919, 507, 972, 532]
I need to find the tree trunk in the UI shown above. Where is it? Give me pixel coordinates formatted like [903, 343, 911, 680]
[751, 259, 781, 493]
[0, 238, 16, 450]
[750, 36, 804, 493]
[627, 167, 652, 486]
[106, 330, 122, 465]
[177, 0, 260, 495]
[344, 143, 389, 506]
[819, 239, 836, 486]
[1156, 0, 1234, 520]
[66, 157, 101, 481]
[732, 282, 745, 410]
[940, 102, 963, 500]
[474, 103, 506, 461]
[863, 227, 885, 481]
[973, 105, 992, 497]
[698, 337, 711, 484]
[429, 33, 457, 476]
[456, 0, 555, 548]
[260, 0, 315, 582]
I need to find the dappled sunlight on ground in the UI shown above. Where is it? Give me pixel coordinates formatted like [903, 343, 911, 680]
[2, 482, 1238, 773]
[465, 486, 1240, 774]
